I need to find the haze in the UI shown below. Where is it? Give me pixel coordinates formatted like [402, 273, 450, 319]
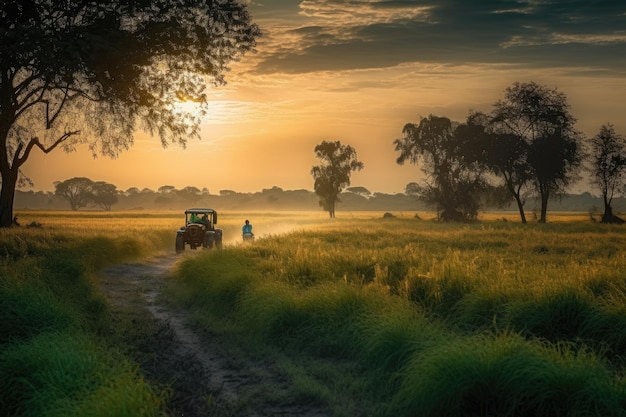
[23, 1, 626, 195]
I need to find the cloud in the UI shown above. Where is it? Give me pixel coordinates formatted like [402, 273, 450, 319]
[250, 0, 626, 74]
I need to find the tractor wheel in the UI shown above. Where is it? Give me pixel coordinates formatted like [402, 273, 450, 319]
[204, 233, 214, 249]
[175, 234, 185, 253]
[215, 231, 223, 249]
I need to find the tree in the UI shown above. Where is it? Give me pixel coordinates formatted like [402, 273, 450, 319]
[54, 177, 94, 210]
[178, 186, 201, 203]
[589, 124, 626, 223]
[456, 112, 532, 223]
[0, 1, 260, 227]
[92, 181, 118, 211]
[158, 185, 177, 194]
[394, 115, 486, 221]
[346, 186, 371, 197]
[490, 82, 583, 223]
[311, 140, 364, 218]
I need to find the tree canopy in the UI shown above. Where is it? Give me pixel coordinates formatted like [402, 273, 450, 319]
[0, 0, 260, 226]
[311, 140, 364, 218]
[54, 177, 95, 211]
[588, 124, 626, 223]
[489, 82, 583, 223]
[92, 181, 119, 211]
[394, 115, 486, 221]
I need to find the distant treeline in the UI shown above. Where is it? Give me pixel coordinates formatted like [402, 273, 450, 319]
[13, 185, 622, 214]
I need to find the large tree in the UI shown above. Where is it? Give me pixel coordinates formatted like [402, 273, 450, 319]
[0, 1, 259, 227]
[589, 124, 626, 223]
[457, 112, 532, 223]
[394, 115, 486, 221]
[311, 140, 364, 218]
[91, 181, 118, 211]
[490, 82, 583, 223]
[54, 176, 94, 210]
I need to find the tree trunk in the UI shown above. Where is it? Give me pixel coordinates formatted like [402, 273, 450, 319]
[514, 194, 527, 224]
[0, 170, 17, 227]
[504, 178, 527, 224]
[539, 192, 549, 223]
[602, 204, 613, 223]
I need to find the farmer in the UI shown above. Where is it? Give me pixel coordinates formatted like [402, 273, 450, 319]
[242, 219, 253, 236]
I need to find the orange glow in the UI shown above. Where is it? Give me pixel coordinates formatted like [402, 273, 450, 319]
[21, 65, 626, 195]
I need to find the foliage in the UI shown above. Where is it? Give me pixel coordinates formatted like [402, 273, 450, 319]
[53, 177, 119, 211]
[457, 111, 533, 223]
[0, 0, 260, 226]
[406, 83, 585, 223]
[18, 182, 427, 211]
[311, 140, 364, 218]
[91, 181, 119, 211]
[489, 81, 583, 223]
[53, 177, 95, 210]
[588, 124, 626, 223]
[394, 115, 487, 221]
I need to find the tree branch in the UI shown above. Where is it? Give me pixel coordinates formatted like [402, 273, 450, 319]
[13, 131, 81, 169]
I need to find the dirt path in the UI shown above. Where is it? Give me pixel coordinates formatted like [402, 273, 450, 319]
[98, 253, 329, 417]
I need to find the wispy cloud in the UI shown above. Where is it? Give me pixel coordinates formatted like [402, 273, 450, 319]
[250, 0, 626, 74]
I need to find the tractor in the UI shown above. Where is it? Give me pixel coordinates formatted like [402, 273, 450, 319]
[175, 208, 222, 253]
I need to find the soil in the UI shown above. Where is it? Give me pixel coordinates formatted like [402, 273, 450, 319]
[98, 253, 329, 417]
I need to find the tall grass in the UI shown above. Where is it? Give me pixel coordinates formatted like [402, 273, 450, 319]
[0, 211, 176, 417]
[1, 331, 166, 417]
[170, 214, 626, 416]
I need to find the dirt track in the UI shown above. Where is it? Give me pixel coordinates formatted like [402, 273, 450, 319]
[99, 253, 329, 417]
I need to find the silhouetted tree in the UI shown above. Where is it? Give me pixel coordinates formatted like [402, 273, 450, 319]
[260, 186, 284, 207]
[54, 177, 94, 210]
[456, 112, 532, 223]
[311, 141, 364, 218]
[404, 182, 421, 198]
[589, 124, 626, 223]
[394, 115, 486, 221]
[92, 181, 118, 211]
[0, 1, 259, 227]
[490, 82, 583, 223]
[179, 186, 201, 204]
[347, 186, 371, 197]
[158, 185, 177, 194]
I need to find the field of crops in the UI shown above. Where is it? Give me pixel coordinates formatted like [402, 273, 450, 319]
[2, 209, 626, 416]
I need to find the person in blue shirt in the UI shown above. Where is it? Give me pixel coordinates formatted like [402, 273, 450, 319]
[242, 219, 253, 240]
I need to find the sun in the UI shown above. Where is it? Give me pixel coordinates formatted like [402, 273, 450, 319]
[171, 99, 207, 121]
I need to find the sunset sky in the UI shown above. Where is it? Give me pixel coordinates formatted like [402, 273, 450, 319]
[24, 0, 626, 195]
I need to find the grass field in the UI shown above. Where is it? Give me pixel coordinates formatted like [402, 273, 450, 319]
[168, 211, 626, 416]
[2, 209, 626, 416]
[0, 210, 177, 417]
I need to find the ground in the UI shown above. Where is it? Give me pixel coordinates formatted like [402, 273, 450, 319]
[98, 254, 329, 417]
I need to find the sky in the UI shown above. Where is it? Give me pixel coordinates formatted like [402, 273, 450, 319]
[23, 0, 626, 195]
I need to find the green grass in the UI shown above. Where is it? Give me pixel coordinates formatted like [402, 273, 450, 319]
[0, 215, 173, 417]
[0, 331, 166, 417]
[169, 215, 626, 416]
